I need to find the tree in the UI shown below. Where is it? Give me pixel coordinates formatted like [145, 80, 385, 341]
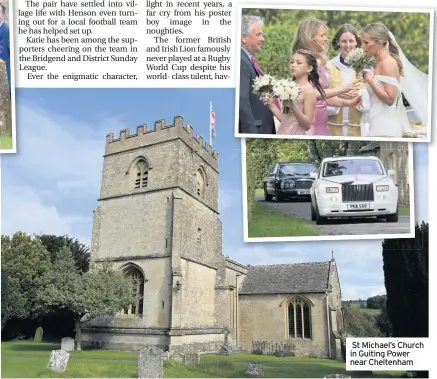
[35, 234, 91, 273]
[375, 303, 393, 337]
[1, 270, 8, 329]
[1, 232, 51, 320]
[366, 294, 387, 309]
[35, 247, 136, 350]
[342, 307, 382, 337]
[243, 9, 430, 75]
[382, 222, 428, 378]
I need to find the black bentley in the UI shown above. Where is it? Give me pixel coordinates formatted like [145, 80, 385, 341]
[263, 162, 317, 202]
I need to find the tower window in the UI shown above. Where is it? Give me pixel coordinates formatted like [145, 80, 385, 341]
[196, 168, 205, 198]
[122, 265, 145, 316]
[134, 160, 149, 189]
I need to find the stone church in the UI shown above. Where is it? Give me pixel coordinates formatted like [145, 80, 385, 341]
[82, 116, 343, 360]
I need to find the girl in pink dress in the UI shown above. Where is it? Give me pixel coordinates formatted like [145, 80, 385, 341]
[261, 50, 326, 135]
[291, 18, 362, 136]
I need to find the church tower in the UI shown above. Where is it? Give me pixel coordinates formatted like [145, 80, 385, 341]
[82, 116, 230, 353]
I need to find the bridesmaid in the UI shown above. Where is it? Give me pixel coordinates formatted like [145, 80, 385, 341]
[261, 49, 326, 135]
[291, 18, 362, 136]
[326, 23, 370, 137]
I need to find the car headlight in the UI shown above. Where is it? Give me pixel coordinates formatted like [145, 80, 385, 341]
[325, 187, 339, 193]
[281, 180, 295, 189]
[376, 185, 390, 192]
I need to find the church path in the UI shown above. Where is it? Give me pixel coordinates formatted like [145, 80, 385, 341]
[255, 195, 411, 237]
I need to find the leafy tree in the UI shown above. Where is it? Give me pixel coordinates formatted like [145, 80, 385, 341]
[35, 234, 90, 273]
[1, 270, 8, 329]
[243, 9, 430, 74]
[342, 307, 382, 337]
[35, 246, 136, 350]
[366, 294, 387, 309]
[382, 222, 428, 378]
[1, 232, 51, 320]
[375, 303, 393, 337]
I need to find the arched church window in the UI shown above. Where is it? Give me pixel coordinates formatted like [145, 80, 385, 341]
[287, 297, 311, 339]
[122, 265, 145, 315]
[134, 160, 149, 189]
[196, 168, 205, 198]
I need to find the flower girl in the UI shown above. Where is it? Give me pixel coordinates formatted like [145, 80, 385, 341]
[261, 49, 327, 135]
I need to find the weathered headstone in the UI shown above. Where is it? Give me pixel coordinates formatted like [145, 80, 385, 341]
[244, 361, 264, 376]
[183, 352, 200, 365]
[47, 350, 70, 372]
[34, 326, 43, 343]
[137, 345, 163, 378]
[61, 337, 75, 352]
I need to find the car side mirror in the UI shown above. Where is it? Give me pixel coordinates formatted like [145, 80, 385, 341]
[309, 172, 317, 179]
[387, 169, 395, 178]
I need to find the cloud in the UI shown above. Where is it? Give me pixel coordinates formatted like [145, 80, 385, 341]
[1, 101, 127, 246]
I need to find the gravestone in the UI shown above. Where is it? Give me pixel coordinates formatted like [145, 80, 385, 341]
[61, 337, 75, 352]
[47, 350, 70, 372]
[244, 361, 264, 376]
[183, 352, 200, 365]
[34, 326, 43, 343]
[137, 345, 163, 378]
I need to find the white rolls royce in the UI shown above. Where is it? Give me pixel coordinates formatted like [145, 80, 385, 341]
[310, 156, 399, 225]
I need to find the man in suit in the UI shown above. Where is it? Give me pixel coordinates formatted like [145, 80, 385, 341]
[0, 3, 11, 95]
[239, 15, 275, 134]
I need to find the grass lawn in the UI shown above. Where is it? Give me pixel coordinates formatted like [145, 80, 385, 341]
[0, 133, 13, 150]
[1, 341, 405, 378]
[398, 204, 410, 216]
[248, 201, 322, 238]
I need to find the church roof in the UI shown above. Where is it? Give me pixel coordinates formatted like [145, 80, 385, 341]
[239, 261, 331, 295]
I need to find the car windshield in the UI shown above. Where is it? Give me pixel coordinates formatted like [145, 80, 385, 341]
[322, 159, 384, 177]
[278, 163, 316, 176]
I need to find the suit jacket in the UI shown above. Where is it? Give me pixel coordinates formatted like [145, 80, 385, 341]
[239, 48, 275, 134]
[0, 22, 11, 92]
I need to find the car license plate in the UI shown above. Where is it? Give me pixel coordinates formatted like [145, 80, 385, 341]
[298, 190, 310, 195]
[347, 203, 370, 210]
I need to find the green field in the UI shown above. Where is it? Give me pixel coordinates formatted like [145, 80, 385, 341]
[347, 301, 382, 317]
[1, 341, 405, 378]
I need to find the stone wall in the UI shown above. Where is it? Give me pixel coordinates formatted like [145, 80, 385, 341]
[238, 292, 330, 358]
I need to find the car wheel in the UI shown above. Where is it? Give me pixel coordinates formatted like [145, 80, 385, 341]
[386, 206, 399, 223]
[311, 203, 316, 221]
[315, 200, 327, 225]
[264, 184, 272, 202]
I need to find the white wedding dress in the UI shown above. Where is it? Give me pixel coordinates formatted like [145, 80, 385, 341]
[366, 75, 410, 138]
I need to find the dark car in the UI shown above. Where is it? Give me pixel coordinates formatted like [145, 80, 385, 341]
[263, 162, 317, 202]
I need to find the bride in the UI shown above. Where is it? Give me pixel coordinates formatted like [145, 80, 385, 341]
[361, 22, 427, 138]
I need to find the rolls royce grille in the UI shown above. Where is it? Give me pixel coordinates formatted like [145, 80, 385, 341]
[295, 180, 313, 189]
[342, 184, 374, 202]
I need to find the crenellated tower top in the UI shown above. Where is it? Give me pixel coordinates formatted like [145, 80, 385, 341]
[105, 115, 218, 170]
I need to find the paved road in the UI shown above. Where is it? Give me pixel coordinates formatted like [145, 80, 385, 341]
[256, 194, 411, 236]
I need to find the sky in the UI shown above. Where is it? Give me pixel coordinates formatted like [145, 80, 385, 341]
[1, 88, 429, 301]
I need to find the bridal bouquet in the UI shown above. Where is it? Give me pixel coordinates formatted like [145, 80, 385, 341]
[252, 74, 277, 96]
[346, 48, 375, 73]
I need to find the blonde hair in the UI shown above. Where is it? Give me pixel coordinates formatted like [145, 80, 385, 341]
[291, 18, 328, 65]
[362, 22, 404, 76]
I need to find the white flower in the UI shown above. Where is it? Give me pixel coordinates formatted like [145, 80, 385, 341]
[346, 48, 375, 72]
[272, 78, 300, 102]
[253, 74, 277, 95]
